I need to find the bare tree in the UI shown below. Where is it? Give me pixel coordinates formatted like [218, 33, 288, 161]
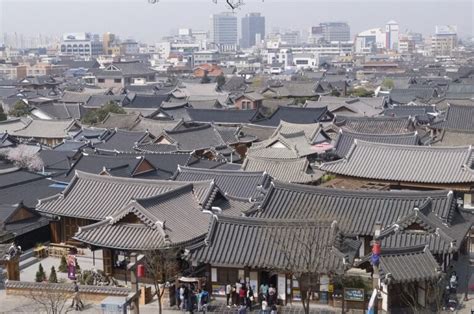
[142, 248, 181, 314]
[272, 222, 330, 314]
[25, 287, 72, 314]
[398, 278, 445, 313]
[6, 145, 44, 171]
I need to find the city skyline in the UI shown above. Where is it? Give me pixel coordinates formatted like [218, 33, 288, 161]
[1, 0, 473, 45]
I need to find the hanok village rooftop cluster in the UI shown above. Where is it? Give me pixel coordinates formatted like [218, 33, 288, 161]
[0, 58, 474, 312]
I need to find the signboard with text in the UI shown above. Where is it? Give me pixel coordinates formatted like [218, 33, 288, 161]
[344, 288, 365, 302]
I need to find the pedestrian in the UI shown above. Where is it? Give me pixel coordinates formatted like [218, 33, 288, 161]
[70, 281, 84, 311]
[259, 282, 268, 303]
[239, 283, 247, 306]
[226, 282, 232, 307]
[269, 284, 276, 304]
[200, 288, 209, 313]
[261, 295, 268, 313]
[270, 304, 277, 314]
[175, 285, 181, 309]
[247, 286, 254, 310]
[196, 289, 202, 312]
[187, 286, 195, 313]
[179, 284, 186, 310]
[232, 283, 238, 306]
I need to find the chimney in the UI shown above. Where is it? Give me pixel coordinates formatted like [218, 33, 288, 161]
[374, 221, 382, 238]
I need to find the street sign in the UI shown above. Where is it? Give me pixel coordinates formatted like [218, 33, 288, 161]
[344, 288, 365, 302]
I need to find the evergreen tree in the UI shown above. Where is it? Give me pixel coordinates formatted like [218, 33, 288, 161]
[81, 101, 125, 125]
[216, 74, 226, 89]
[0, 105, 7, 121]
[35, 263, 46, 282]
[8, 100, 30, 117]
[49, 266, 58, 283]
[58, 255, 67, 272]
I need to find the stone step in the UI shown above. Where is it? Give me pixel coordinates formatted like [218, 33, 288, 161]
[19, 256, 39, 270]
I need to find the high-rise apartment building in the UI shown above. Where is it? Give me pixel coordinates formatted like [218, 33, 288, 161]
[210, 12, 238, 52]
[241, 13, 265, 49]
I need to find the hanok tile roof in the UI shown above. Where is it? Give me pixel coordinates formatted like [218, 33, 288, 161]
[333, 130, 420, 158]
[13, 119, 81, 139]
[74, 184, 212, 250]
[190, 216, 359, 273]
[320, 141, 474, 185]
[130, 118, 180, 137]
[307, 98, 383, 117]
[430, 104, 474, 132]
[377, 203, 471, 254]
[186, 108, 259, 124]
[250, 181, 457, 234]
[334, 116, 414, 134]
[249, 121, 331, 159]
[377, 246, 441, 283]
[383, 105, 436, 118]
[33, 103, 85, 120]
[160, 123, 229, 151]
[85, 95, 127, 108]
[92, 129, 152, 152]
[92, 62, 156, 78]
[253, 106, 333, 127]
[5, 281, 130, 296]
[241, 156, 322, 183]
[0, 118, 30, 134]
[173, 166, 270, 199]
[240, 124, 277, 142]
[432, 130, 474, 147]
[0, 169, 66, 207]
[58, 154, 154, 182]
[445, 83, 474, 99]
[124, 94, 170, 109]
[261, 81, 317, 98]
[389, 87, 437, 104]
[135, 143, 178, 153]
[94, 112, 141, 130]
[36, 171, 216, 221]
[60, 91, 93, 104]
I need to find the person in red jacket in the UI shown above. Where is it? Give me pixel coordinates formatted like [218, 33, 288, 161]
[239, 283, 247, 306]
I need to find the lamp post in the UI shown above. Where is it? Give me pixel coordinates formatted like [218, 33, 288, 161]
[464, 233, 470, 302]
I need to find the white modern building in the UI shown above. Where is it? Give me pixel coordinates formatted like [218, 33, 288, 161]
[354, 28, 386, 54]
[210, 12, 238, 52]
[60, 32, 102, 57]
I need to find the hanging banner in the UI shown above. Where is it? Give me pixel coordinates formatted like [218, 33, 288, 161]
[67, 254, 76, 280]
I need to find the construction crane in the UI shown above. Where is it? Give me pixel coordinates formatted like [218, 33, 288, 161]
[149, 0, 264, 11]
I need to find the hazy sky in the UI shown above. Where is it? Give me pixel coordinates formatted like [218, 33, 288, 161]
[1, 0, 473, 43]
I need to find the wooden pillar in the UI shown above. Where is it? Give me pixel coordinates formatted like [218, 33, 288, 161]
[5, 256, 20, 281]
[49, 220, 61, 244]
[103, 248, 113, 276]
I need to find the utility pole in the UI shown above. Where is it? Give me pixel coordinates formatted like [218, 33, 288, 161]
[127, 253, 144, 314]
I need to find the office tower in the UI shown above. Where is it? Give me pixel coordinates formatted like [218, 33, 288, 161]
[210, 12, 238, 52]
[320, 22, 350, 42]
[431, 25, 457, 56]
[385, 20, 400, 51]
[241, 13, 265, 49]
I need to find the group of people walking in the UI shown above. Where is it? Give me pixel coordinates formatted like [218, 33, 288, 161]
[225, 280, 277, 313]
[177, 283, 209, 313]
[225, 281, 254, 310]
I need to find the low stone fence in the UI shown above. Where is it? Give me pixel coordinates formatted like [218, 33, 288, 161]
[5, 280, 130, 302]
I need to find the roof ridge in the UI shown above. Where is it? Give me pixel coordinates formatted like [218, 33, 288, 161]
[135, 183, 195, 207]
[270, 180, 451, 198]
[178, 165, 265, 176]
